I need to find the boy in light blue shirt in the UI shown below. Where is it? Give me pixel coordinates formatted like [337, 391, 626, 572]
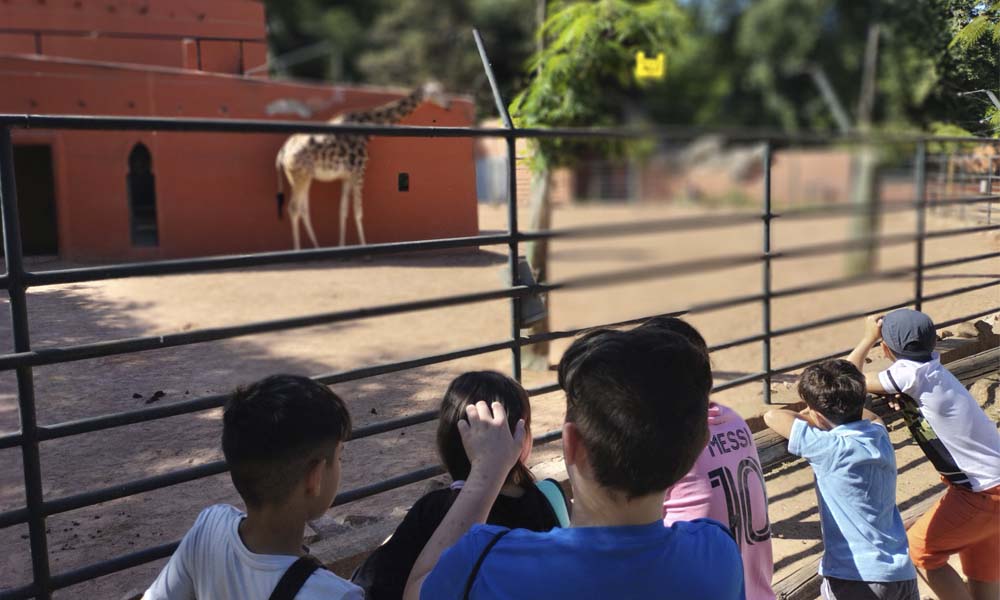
[765, 360, 917, 600]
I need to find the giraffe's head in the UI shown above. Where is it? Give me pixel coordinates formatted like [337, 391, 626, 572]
[420, 81, 451, 110]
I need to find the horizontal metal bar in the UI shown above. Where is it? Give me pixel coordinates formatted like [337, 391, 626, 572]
[0, 285, 527, 371]
[351, 409, 439, 440]
[24, 233, 511, 287]
[527, 382, 561, 397]
[0, 232, 978, 375]
[0, 462, 229, 529]
[770, 299, 915, 340]
[772, 347, 854, 376]
[773, 195, 1000, 222]
[47, 541, 179, 593]
[769, 266, 915, 300]
[315, 339, 514, 385]
[0, 506, 29, 530]
[713, 371, 768, 392]
[0, 582, 39, 600]
[919, 279, 1000, 304]
[518, 211, 761, 242]
[768, 304, 999, 378]
[520, 310, 688, 347]
[708, 333, 768, 353]
[533, 428, 563, 446]
[923, 223, 1000, 239]
[933, 306, 1000, 330]
[773, 231, 916, 261]
[36, 342, 514, 444]
[546, 251, 765, 292]
[3, 113, 996, 144]
[0, 430, 21, 450]
[929, 194, 1000, 207]
[922, 250, 1000, 271]
[773, 200, 919, 221]
[37, 393, 227, 443]
[331, 465, 446, 507]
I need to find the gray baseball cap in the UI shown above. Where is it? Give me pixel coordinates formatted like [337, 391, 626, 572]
[881, 309, 936, 362]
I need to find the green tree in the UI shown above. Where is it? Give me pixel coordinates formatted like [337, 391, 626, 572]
[357, 0, 536, 118]
[951, 1, 1000, 49]
[509, 0, 686, 368]
[263, 0, 382, 81]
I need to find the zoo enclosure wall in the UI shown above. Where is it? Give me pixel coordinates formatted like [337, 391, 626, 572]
[0, 114, 998, 600]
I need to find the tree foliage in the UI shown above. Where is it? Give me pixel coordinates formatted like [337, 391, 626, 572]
[509, 0, 687, 169]
[951, 1, 1000, 49]
[263, 0, 535, 118]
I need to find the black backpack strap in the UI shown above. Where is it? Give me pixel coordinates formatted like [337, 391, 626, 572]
[462, 529, 510, 600]
[269, 555, 325, 600]
[884, 369, 903, 394]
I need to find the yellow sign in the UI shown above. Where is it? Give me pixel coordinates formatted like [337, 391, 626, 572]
[635, 51, 665, 81]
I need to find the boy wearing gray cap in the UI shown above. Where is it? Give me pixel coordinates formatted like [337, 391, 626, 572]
[847, 309, 1000, 600]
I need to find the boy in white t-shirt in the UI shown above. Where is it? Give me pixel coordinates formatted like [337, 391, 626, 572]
[143, 375, 363, 600]
[849, 310, 1000, 600]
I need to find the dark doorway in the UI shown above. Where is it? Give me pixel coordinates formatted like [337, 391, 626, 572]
[11, 145, 59, 255]
[128, 143, 159, 246]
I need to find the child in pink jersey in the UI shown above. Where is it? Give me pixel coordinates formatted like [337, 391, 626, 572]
[639, 318, 775, 600]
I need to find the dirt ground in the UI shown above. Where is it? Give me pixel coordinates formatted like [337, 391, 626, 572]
[0, 202, 997, 598]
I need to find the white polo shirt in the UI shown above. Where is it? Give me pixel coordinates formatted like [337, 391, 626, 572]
[879, 354, 1000, 492]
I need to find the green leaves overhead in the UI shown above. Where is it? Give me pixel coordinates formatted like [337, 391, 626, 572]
[510, 0, 686, 169]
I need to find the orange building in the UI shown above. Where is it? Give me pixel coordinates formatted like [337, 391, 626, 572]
[0, 0, 479, 259]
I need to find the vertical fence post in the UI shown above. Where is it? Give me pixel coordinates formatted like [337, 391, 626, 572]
[473, 29, 522, 381]
[988, 155, 994, 225]
[1, 127, 51, 598]
[762, 142, 773, 405]
[914, 140, 927, 312]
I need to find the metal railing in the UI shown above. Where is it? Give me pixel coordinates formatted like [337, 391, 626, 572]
[2, 57, 999, 600]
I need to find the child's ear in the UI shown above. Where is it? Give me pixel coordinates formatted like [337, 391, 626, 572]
[519, 427, 532, 464]
[562, 422, 586, 471]
[303, 458, 325, 498]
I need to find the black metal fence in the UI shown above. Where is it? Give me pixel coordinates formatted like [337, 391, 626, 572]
[1, 112, 998, 599]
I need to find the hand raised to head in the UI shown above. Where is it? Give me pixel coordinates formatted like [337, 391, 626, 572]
[864, 315, 883, 341]
[458, 401, 526, 480]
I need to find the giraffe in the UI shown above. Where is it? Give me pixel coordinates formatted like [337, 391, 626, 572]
[275, 81, 450, 249]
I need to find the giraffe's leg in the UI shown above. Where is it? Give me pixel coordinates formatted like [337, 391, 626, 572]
[288, 200, 302, 251]
[352, 174, 366, 246]
[297, 179, 320, 249]
[338, 180, 351, 247]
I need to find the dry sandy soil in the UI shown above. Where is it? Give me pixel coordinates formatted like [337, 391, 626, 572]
[0, 202, 997, 598]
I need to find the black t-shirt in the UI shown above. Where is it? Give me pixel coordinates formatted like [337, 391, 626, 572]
[356, 484, 563, 600]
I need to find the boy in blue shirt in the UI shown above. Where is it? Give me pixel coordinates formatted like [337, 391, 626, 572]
[404, 328, 745, 599]
[765, 360, 918, 600]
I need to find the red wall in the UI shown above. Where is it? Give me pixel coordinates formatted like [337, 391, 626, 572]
[0, 55, 479, 260]
[0, 0, 268, 75]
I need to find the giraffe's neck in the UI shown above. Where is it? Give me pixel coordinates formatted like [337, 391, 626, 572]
[344, 88, 424, 125]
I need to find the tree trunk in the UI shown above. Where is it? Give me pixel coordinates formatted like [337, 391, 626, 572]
[847, 23, 881, 275]
[522, 169, 552, 371]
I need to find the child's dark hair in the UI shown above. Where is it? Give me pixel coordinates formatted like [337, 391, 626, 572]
[636, 316, 708, 353]
[437, 371, 534, 488]
[558, 328, 711, 499]
[223, 374, 352, 507]
[636, 316, 712, 389]
[797, 360, 865, 425]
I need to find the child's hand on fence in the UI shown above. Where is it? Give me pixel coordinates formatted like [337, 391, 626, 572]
[863, 315, 883, 342]
[459, 401, 526, 480]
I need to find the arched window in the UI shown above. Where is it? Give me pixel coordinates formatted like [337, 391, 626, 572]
[127, 143, 158, 246]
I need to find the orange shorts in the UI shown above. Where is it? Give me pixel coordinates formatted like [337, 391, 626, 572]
[907, 482, 1000, 581]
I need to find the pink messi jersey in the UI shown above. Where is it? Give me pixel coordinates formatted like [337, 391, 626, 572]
[664, 403, 775, 600]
